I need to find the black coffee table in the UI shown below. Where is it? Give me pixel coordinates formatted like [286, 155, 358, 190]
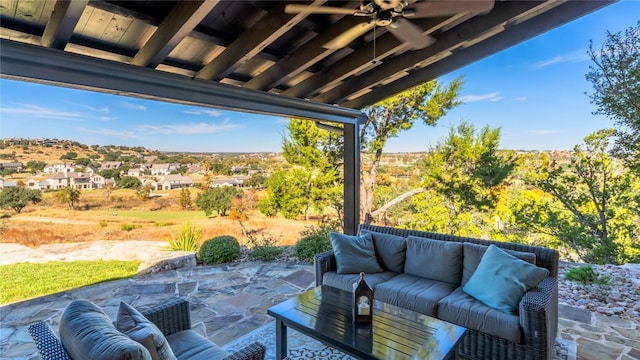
[267, 285, 466, 360]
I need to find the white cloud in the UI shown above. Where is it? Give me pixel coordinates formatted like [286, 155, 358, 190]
[0, 104, 83, 120]
[99, 116, 117, 122]
[513, 96, 528, 101]
[528, 129, 560, 135]
[77, 127, 136, 138]
[182, 109, 222, 117]
[74, 103, 110, 113]
[274, 117, 289, 124]
[135, 121, 239, 135]
[532, 49, 589, 69]
[459, 92, 503, 103]
[121, 102, 147, 111]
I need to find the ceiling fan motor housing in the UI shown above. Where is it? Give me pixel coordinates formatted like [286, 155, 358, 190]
[375, 11, 394, 26]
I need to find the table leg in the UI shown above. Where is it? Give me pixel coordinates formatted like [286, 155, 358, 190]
[275, 319, 287, 359]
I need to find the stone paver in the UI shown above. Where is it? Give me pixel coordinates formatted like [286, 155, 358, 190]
[2, 261, 639, 360]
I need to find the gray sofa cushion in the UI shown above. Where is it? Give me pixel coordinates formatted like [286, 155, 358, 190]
[166, 330, 228, 360]
[322, 271, 397, 292]
[373, 274, 457, 317]
[59, 300, 151, 360]
[404, 236, 463, 286]
[438, 287, 522, 343]
[116, 302, 177, 360]
[462, 243, 537, 286]
[359, 229, 407, 273]
[330, 232, 384, 274]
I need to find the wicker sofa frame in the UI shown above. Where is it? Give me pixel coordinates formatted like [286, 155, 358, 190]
[315, 224, 559, 360]
[28, 298, 266, 360]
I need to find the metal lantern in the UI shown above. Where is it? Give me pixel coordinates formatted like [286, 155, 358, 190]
[353, 272, 373, 324]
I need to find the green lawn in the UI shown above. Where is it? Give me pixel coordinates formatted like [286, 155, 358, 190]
[108, 210, 206, 222]
[0, 261, 140, 304]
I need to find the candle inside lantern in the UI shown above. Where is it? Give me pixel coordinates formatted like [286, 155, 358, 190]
[357, 297, 370, 315]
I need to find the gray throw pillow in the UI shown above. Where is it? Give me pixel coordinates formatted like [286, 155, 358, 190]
[404, 236, 463, 285]
[116, 302, 177, 360]
[330, 232, 384, 274]
[59, 300, 151, 360]
[359, 229, 407, 273]
[462, 242, 537, 286]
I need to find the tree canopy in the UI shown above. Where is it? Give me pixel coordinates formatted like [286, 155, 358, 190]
[586, 21, 640, 172]
[0, 187, 42, 213]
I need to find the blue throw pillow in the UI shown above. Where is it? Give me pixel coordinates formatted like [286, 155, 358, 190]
[463, 245, 549, 314]
[330, 232, 384, 274]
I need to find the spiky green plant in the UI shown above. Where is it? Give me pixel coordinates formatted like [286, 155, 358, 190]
[165, 221, 203, 251]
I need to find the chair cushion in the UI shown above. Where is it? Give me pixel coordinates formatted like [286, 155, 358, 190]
[322, 271, 397, 292]
[463, 245, 549, 314]
[359, 229, 407, 273]
[116, 302, 177, 360]
[462, 242, 537, 286]
[166, 330, 229, 360]
[59, 299, 151, 360]
[438, 287, 522, 343]
[373, 274, 457, 317]
[329, 232, 383, 274]
[404, 236, 463, 286]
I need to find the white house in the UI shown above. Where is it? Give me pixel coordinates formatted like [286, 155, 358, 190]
[157, 175, 192, 190]
[150, 163, 178, 176]
[43, 163, 75, 174]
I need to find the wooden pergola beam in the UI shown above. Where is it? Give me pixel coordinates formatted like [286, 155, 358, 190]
[195, 1, 325, 81]
[131, 0, 220, 68]
[41, 0, 89, 49]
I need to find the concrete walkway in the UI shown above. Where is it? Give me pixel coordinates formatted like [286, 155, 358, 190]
[1, 261, 638, 360]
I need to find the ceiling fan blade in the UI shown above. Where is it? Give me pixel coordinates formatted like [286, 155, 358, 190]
[284, 4, 367, 16]
[323, 21, 376, 49]
[388, 18, 435, 49]
[406, 0, 494, 18]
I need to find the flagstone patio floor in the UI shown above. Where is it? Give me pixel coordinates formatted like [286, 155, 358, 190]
[1, 261, 638, 360]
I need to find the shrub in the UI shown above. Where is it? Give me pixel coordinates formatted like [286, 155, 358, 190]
[564, 265, 608, 284]
[165, 221, 202, 251]
[248, 233, 283, 262]
[98, 220, 108, 228]
[293, 221, 339, 262]
[198, 235, 241, 264]
[120, 223, 140, 231]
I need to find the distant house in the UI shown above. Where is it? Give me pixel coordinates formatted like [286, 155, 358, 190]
[99, 161, 123, 170]
[45, 172, 100, 190]
[157, 175, 192, 190]
[150, 163, 178, 176]
[141, 178, 158, 191]
[43, 163, 75, 174]
[0, 162, 23, 171]
[210, 176, 247, 188]
[127, 168, 142, 177]
[0, 178, 17, 189]
[187, 164, 205, 175]
[26, 177, 50, 190]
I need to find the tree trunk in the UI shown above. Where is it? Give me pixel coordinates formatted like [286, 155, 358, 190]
[363, 149, 383, 217]
[370, 187, 427, 218]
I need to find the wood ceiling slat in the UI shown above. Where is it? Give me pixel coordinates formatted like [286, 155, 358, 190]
[130, 0, 220, 68]
[100, 12, 133, 44]
[243, 16, 366, 91]
[79, 7, 112, 39]
[344, 0, 613, 109]
[194, 1, 325, 81]
[0, 0, 18, 19]
[281, 16, 453, 99]
[15, 0, 41, 22]
[313, 1, 543, 104]
[41, 0, 89, 49]
[116, 18, 152, 48]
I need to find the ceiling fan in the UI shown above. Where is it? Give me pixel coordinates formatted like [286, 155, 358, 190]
[285, 0, 494, 50]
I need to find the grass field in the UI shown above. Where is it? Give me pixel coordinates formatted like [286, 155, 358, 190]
[112, 210, 207, 221]
[0, 260, 140, 304]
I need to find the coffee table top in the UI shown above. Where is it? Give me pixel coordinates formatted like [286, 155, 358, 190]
[268, 285, 466, 360]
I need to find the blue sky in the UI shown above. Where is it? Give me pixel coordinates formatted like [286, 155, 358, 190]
[1, 1, 638, 153]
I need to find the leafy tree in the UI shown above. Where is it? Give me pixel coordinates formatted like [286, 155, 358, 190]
[118, 176, 141, 189]
[56, 187, 81, 210]
[400, 122, 515, 235]
[103, 182, 115, 209]
[0, 187, 42, 213]
[26, 160, 46, 173]
[514, 129, 640, 264]
[586, 22, 640, 172]
[244, 173, 267, 189]
[59, 151, 78, 160]
[196, 187, 242, 216]
[74, 158, 91, 167]
[361, 79, 462, 216]
[136, 184, 152, 204]
[99, 169, 121, 181]
[260, 119, 343, 220]
[179, 188, 193, 210]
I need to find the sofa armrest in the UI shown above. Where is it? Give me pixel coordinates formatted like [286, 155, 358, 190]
[223, 341, 266, 360]
[141, 298, 191, 336]
[28, 321, 72, 360]
[519, 276, 558, 360]
[314, 250, 336, 286]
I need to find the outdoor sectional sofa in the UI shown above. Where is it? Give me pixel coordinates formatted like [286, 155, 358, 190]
[316, 224, 559, 360]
